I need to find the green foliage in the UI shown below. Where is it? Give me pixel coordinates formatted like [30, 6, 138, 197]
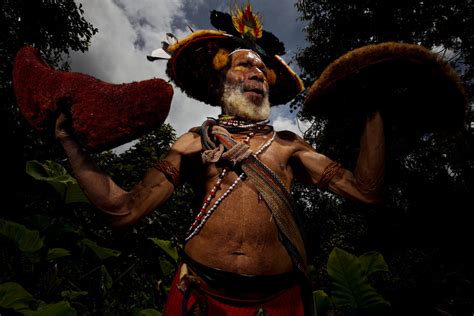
[61, 290, 88, 300]
[296, 1, 474, 315]
[313, 290, 330, 316]
[149, 238, 179, 263]
[137, 309, 163, 316]
[1, 124, 191, 314]
[80, 239, 121, 261]
[295, 0, 474, 97]
[1, 0, 98, 205]
[313, 248, 390, 316]
[46, 248, 72, 261]
[0, 282, 76, 315]
[0, 219, 44, 253]
[1, 0, 97, 69]
[1, 2, 191, 314]
[26, 160, 90, 204]
[358, 251, 389, 276]
[100, 265, 113, 292]
[23, 301, 76, 316]
[149, 238, 180, 280]
[327, 248, 389, 310]
[0, 282, 36, 313]
[0, 219, 80, 313]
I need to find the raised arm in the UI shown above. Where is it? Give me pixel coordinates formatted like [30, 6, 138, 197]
[293, 111, 385, 203]
[55, 113, 198, 227]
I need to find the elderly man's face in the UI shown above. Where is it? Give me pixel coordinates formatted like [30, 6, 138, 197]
[225, 50, 269, 104]
[220, 50, 271, 121]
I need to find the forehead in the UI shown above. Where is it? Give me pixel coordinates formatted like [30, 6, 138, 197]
[230, 50, 265, 66]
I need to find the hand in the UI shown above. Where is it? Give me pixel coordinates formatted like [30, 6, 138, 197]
[366, 111, 384, 126]
[55, 112, 73, 142]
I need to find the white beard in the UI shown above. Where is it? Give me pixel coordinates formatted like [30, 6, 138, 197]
[220, 83, 270, 121]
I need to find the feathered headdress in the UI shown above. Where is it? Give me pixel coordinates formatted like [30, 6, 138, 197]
[209, 4, 285, 57]
[149, 2, 303, 106]
[231, 2, 263, 40]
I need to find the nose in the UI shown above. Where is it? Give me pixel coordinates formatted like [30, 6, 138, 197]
[248, 67, 265, 82]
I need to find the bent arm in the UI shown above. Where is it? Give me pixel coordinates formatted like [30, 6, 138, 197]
[293, 111, 385, 203]
[352, 111, 385, 201]
[55, 114, 194, 227]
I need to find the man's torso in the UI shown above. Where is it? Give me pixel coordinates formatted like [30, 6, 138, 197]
[182, 130, 304, 275]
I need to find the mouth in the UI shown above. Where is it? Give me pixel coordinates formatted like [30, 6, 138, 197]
[243, 87, 264, 97]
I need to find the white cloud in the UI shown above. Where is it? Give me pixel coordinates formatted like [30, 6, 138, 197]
[69, 0, 308, 147]
[70, 0, 216, 140]
[430, 44, 458, 62]
[165, 90, 221, 136]
[271, 113, 311, 137]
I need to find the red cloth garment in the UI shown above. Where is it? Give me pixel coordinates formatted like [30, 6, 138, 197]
[163, 266, 305, 316]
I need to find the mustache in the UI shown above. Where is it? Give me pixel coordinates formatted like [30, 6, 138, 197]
[227, 83, 268, 96]
[244, 86, 264, 95]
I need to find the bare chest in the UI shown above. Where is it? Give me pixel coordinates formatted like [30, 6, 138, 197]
[204, 135, 294, 185]
[183, 134, 296, 274]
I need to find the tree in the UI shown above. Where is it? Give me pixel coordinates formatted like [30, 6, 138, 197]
[294, 0, 474, 315]
[295, 0, 474, 96]
[1, 126, 192, 314]
[1, 2, 192, 314]
[0, 0, 97, 208]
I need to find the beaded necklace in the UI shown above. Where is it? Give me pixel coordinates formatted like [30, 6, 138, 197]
[185, 129, 276, 241]
[218, 117, 269, 129]
[216, 115, 273, 135]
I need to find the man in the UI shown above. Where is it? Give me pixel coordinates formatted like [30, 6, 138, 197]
[55, 7, 385, 316]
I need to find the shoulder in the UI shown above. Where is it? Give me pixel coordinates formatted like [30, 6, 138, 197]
[276, 130, 299, 142]
[176, 130, 201, 142]
[274, 130, 318, 161]
[188, 126, 201, 134]
[275, 130, 312, 149]
[171, 131, 202, 155]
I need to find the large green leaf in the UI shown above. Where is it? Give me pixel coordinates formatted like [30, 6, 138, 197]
[63, 183, 91, 205]
[359, 251, 389, 277]
[0, 282, 36, 312]
[26, 160, 89, 204]
[80, 238, 121, 261]
[100, 265, 113, 291]
[30, 215, 78, 236]
[327, 247, 389, 310]
[0, 283, 77, 315]
[313, 290, 331, 316]
[24, 301, 76, 316]
[149, 238, 178, 263]
[0, 219, 44, 253]
[47, 248, 72, 261]
[138, 309, 162, 316]
[327, 248, 362, 309]
[159, 258, 176, 277]
[61, 290, 88, 300]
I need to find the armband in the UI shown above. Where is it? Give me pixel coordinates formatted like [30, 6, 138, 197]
[318, 161, 342, 190]
[153, 160, 180, 187]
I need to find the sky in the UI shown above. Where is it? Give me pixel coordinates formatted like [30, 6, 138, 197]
[69, 0, 312, 151]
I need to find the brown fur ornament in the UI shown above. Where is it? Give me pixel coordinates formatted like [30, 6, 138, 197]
[304, 42, 468, 131]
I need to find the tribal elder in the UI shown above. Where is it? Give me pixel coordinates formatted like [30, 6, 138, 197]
[54, 7, 385, 316]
